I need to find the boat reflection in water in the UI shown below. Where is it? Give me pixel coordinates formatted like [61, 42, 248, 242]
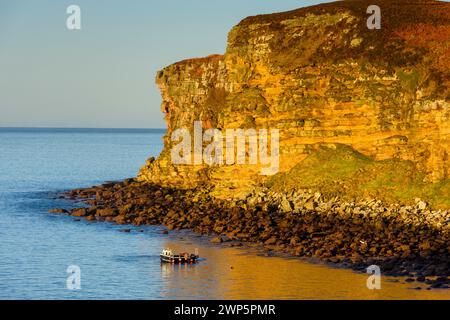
[160, 248, 199, 264]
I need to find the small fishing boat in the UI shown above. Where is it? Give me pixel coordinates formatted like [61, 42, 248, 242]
[160, 248, 199, 264]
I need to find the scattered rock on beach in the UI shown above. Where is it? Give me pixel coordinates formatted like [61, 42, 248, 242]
[210, 236, 223, 244]
[52, 180, 450, 290]
[71, 208, 88, 217]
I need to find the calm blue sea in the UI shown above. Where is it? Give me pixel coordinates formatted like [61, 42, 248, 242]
[0, 128, 167, 299]
[0, 128, 448, 300]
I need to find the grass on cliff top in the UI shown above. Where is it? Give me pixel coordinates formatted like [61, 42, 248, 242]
[267, 144, 450, 209]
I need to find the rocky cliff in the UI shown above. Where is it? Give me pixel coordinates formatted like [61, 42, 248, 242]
[138, 0, 450, 203]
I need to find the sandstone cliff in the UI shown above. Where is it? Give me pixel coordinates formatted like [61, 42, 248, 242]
[138, 0, 450, 204]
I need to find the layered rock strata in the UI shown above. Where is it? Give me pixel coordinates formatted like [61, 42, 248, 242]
[138, 0, 450, 197]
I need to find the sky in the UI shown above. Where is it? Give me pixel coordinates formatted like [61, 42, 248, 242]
[0, 0, 332, 128]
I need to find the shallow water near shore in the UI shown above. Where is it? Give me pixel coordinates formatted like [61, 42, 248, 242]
[0, 128, 448, 299]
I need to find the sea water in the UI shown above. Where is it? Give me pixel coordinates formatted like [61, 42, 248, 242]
[0, 128, 448, 300]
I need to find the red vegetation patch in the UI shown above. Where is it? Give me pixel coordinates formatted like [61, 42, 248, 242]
[394, 24, 450, 73]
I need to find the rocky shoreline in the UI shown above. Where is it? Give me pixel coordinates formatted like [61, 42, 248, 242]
[52, 179, 450, 290]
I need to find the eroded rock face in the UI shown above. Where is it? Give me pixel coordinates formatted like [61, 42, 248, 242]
[138, 0, 450, 195]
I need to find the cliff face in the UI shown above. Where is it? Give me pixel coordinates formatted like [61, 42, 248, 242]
[138, 0, 450, 198]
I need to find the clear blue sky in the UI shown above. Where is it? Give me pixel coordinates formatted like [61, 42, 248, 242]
[0, 0, 332, 128]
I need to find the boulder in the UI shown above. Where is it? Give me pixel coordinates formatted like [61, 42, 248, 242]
[210, 236, 223, 244]
[71, 208, 88, 217]
[48, 208, 68, 214]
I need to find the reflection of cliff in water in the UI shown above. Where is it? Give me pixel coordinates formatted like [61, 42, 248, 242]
[158, 237, 450, 300]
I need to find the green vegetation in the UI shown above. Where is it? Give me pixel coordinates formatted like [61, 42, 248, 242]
[397, 69, 420, 92]
[267, 144, 450, 209]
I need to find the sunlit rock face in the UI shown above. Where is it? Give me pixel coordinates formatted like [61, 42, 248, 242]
[138, 0, 450, 196]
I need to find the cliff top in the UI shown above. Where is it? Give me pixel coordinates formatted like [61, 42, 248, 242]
[176, 54, 224, 66]
[238, 0, 449, 28]
[162, 0, 449, 77]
